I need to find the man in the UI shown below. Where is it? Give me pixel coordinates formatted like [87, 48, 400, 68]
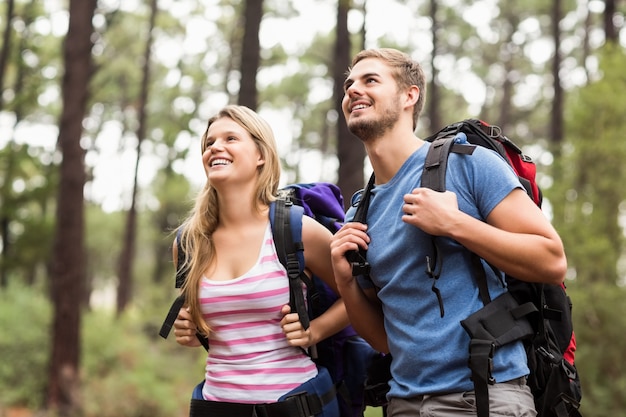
[329, 48, 567, 416]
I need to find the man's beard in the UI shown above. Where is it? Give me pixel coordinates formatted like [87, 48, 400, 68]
[347, 103, 400, 142]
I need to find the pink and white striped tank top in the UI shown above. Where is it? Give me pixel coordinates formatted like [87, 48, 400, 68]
[199, 223, 318, 403]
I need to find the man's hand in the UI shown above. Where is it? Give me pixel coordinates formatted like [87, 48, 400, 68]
[329, 222, 370, 288]
[402, 188, 460, 236]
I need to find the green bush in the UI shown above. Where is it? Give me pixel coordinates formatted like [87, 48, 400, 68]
[0, 283, 51, 409]
[0, 283, 205, 416]
[81, 308, 205, 417]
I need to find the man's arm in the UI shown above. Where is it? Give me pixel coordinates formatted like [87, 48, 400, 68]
[330, 222, 389, 353]
[402, 187, 567, 285]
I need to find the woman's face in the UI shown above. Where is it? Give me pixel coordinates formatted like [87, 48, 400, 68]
[201, 117, 265, 186]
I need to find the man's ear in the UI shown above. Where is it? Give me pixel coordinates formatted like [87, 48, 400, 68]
[405, 85, 420, 108]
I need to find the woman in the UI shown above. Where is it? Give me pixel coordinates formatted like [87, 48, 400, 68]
[172, 105, 348, 417]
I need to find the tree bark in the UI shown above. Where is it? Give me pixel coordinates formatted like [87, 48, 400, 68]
[0, 0, 14, 112]
[0, 0, 15, 287]
[604, 0, 617, 43]
[551, 0, 564, 148]
[239, 0, 263, 110]
[427, 0, 441, 132]
[46, 0, 96, 414]
[335, 0, 365, 206]
[117, 0, 158, 315]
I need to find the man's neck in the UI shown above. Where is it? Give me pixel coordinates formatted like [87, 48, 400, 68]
[364, 130, 425, 185]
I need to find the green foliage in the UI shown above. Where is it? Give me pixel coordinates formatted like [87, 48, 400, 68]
[551, 45, 626, 286]
[569, 283, 626, 416]
[0, 283, 51, 409]
[0, 143, 57, 283]
[81, 310, 203, 417]
[544, 45, 626, 416]
[0, 283, 203, 415]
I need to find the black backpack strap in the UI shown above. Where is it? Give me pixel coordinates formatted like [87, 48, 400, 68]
[159, 294, 186, 340]
[256, 384, 338, 417]
[159, 228, 187, 340]
[421, 137, 476, 191]
[272, 198, 310, 329]
[461, 292, 536, 417]
[470, 254, 492, 306]
[347, 173, 376, 277]
[159, 228, 209, 350]
[270, 198, 319, 360]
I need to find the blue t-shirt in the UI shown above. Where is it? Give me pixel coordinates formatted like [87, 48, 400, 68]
[347, 138, 529, 399]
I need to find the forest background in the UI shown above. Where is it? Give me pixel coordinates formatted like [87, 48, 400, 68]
[1, 0, 625, 416]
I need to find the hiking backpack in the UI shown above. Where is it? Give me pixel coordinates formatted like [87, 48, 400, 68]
[354, 119, 582, 417]
[159, 182, 381, 417]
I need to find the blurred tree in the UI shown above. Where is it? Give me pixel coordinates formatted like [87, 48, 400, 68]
[427, 0, 442, 132]
[239, 0, 263, 109]
[0, 0, 14, 112]
[116, 0, 159, 315]
[551, 45, 626, 287]
[604, 0, 619, 42]
[46, 0, 96, 415]
[0, 0, 56, 288]
[550, 0, 565, 148]
[335, 0, 365, 203]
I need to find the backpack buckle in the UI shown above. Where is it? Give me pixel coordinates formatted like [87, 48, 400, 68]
[283, 391, 318, 417]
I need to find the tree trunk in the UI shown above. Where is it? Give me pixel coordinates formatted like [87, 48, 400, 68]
[335, 0, 364, 206]
[46, 0, 96, 414]
[0, 0, 15, 287]
[0, 0, 14, 112]
[604, 0, 617, 43]
[551, 0, 564, 148]
[427, 0, 441, 132]
[117, 0, 158, 315]
[239, 0, 263, 110]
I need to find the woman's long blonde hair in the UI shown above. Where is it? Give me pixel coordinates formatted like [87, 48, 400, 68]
[177, 105, 281, 336]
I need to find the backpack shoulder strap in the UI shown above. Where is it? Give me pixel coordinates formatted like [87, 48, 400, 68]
[346, 174, 376, 277]
[421, 137, 476, 191]
[269, 198, 311, 331]
[159, 228, 187, 340]
[421, 137, 489, 305]
[159, 228, 209, 350]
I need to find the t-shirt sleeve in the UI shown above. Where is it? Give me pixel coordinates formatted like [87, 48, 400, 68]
[447, 146, 525, 220]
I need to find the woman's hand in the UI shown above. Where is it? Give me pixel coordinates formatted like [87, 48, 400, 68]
[173, 307, 203, 347]
[280, 305, 313, 348]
